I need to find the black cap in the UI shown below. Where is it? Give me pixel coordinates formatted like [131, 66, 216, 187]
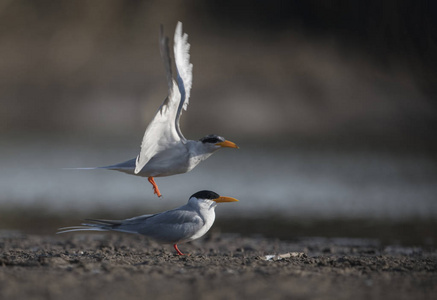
[199, 134, 225, 144]
[190, 190, 219, 200]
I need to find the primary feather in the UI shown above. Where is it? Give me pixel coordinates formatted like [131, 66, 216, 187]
[174, 22, 193, 111]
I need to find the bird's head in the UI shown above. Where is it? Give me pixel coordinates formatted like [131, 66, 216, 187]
[189, 190, 238, 209]
[198, 134, 239, 151]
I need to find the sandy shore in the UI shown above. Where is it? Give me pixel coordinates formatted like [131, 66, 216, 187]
[0, 231, 436, 300]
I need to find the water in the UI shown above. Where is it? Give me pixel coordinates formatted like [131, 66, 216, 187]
[1, 136, 436, 220]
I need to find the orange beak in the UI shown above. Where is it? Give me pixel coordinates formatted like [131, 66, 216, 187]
[216, 140, 239, 149]
[213, 196, 239, 203]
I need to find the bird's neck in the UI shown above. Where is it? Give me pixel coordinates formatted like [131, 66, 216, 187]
[187, 140, 217, 160]
[190, 199, 216, 221]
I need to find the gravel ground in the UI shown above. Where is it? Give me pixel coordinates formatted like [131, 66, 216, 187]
[0, 231, 436, 300]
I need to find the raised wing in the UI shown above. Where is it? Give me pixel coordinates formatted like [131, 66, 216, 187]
[134, 22, 193, 174]
[174, 21, 193, 113]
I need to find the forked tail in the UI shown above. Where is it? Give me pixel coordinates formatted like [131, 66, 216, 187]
[57, 219, 122, 234]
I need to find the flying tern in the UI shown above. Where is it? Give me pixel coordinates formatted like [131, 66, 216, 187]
[80, 22, 238, 197]
[58, 190, 238, 255]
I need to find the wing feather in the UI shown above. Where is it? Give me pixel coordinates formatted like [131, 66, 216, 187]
[174, 21, 193, 111]
[137, 209, 203, 243]
[134, 83, 182, 174]
[135, 23, 193, 174]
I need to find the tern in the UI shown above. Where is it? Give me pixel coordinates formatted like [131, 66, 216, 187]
[57, 190, 238, 255]
[79, 22, 238, 197]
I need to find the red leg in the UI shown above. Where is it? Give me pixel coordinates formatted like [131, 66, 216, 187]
[173, 244, 184, 256]
[147, 176, 162, 197]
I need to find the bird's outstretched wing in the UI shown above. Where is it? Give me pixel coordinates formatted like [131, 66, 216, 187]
[174, 21, 193, 119]
[135, 22, 193, 174]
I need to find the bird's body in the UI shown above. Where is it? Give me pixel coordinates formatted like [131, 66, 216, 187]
[78, 22, 238, 197]
[100, 139, 216, 178]
[58, 191, 238, 255]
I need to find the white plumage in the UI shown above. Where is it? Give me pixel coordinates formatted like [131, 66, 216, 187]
[173, 22, 193, 111]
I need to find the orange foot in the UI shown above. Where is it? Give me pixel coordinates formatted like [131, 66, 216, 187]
[174, 244, 185, 256]
[147, 177, 162, 197]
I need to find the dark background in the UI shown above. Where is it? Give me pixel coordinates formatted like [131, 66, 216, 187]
[1, 0, 436, 147]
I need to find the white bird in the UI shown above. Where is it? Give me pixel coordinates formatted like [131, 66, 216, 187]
[79, 22, 238, 198]
[57, 190, 238, 255]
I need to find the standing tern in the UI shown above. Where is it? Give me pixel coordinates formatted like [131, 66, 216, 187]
[81, 22, 238, 197]
[57, 190, 238, 255]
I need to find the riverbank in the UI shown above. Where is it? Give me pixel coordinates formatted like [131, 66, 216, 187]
[1, 231, 436, 300]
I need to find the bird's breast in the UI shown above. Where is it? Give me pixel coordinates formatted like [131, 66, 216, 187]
[186, 209, 215, 242]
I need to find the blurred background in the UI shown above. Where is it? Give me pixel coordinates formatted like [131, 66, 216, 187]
[1, 0, 436, 245]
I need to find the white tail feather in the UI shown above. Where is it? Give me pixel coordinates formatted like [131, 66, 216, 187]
[57, 225, 108, 234]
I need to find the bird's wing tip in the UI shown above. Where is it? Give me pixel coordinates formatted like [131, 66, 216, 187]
[176, 21, 183, 33]
[134, 155, 144, 174]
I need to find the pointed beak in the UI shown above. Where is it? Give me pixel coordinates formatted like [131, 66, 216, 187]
[216, 140, 239, 149]
[213, 196, 239, 203]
